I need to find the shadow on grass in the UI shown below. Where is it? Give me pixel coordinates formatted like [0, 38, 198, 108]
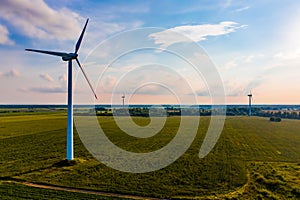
[0, 159, 81, 182]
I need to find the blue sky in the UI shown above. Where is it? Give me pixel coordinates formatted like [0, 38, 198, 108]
[0, 0, 300, 104]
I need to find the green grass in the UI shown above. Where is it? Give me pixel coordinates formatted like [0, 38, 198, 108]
[0, 182, 123, 199]
[244, 162, 300, 199]
[0, 112, 66, 139]
[0, 113, 300, 199]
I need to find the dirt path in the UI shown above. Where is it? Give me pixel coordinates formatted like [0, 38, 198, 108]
[16, 181, 165, 200]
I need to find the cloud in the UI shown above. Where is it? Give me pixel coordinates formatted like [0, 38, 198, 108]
[0, 0, 82, 40]
[219, 54, 260, 73]
[273, 51, 300, 61]
[222, 60, 238, 70]
[99, 64, 198, 98]
[105, 4, 149, 14]
[39, 74, 54, 82]
[225, 76, 266, 97]
[0, 69, 20, 78]
[58, 74, 67, 82]
[84, 19, 143, 51]
[30, 86, 66, 93]
[149, 21, 246, 48]
[223, 0, 232, 8]
[58, 74, 67, 83]
[245, 54, 254, 63]
[6, 69, 20, 77]
[104, 75, 116, 87]
[57, 74, 67, 91]
[0, 24, 14, 45]
[234, 6, 250, 12]
[195, 89, 210, 96]
[131, 84, 174, 95]
[29, 74, 67, 94]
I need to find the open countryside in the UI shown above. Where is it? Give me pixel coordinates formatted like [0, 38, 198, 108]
[1, 1, 300, 199]
[0, 107, 299, 199]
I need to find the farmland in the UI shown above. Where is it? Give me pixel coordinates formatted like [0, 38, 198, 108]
[0, 112, 300, 199]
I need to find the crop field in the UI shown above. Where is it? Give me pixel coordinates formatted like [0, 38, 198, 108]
[0, 182, 120, 200]
[0, 112, 300, 199]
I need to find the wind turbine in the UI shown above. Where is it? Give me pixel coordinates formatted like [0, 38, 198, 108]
[122, 93, 125, 108]
[25, 19, 97, 161]
[248, 90, 253, 116]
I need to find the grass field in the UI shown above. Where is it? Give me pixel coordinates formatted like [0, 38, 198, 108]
[0, 182, 121, 200]
[0, 113, 300, 199]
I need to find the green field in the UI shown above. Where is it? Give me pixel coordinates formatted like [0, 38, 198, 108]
[0, 112, 300, 199]
[0, 182, 123, 200]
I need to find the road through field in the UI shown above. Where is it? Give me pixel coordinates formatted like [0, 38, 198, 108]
[18, 181, 165, 200]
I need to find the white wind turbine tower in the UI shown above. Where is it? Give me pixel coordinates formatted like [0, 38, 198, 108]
[122, 93, 125, 108]
[248, 90, 253, 116]
[25, 19, 98, 161]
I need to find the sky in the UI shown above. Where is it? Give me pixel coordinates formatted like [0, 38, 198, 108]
[0, 0, 300, 105]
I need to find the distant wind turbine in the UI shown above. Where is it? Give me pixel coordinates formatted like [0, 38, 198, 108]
[248, 90, 253, 116]
[25, 18, 98, 161]
[122, 93, 125, 108]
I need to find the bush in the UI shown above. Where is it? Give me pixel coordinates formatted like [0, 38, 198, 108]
[270, 117, 281, 122]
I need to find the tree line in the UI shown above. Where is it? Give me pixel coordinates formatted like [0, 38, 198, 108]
[74, 106, 300, 120]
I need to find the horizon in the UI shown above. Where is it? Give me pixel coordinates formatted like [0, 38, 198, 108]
[2, 103, 300, 107]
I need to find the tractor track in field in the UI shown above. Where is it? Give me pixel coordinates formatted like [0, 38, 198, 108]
[1, 179, 165, 200]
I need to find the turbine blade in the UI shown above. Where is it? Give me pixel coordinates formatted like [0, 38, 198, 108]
[25, 49, 68, 57]
[75, 18, 89, 54]
[75, 58, 98, 99]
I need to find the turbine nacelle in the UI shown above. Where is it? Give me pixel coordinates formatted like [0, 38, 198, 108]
[62, 53, 78, 61]
[248, 90, 253, 98]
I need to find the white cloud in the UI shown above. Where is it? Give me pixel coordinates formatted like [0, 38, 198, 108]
[245, 54, 254, 63]
[149, 21, 246, 49]
[224, 73, 267, 97]
[58, 74, 67, 87]
[194, 88, 209, 96]
[0, 24, 14, 45]
[30, 86, 66, 93]
[0, 69, 20, 78]
[234, 6, 250, 12]
[224, 80, 247, 97]
[102, 75, 117, 92]
[0, 0, 83, 40]
[39, 74, 54, 82]
[58, 74, 67, 83]
[223, 0, 232, 8]
[223, 60, 238, 70]
[273, 51, 300, 61]
[29, 74, 67, 94]
[219, 54, 259, 73]
[83, 19, 143, 54]
[96, 20, 142, 37]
